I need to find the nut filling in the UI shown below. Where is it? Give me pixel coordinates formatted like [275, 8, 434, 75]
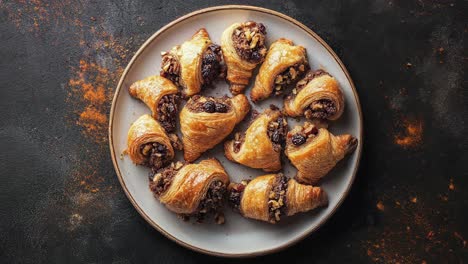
[160, 51, 181, 87]
[288, 123, 319, 146]
[228, 180, 250, 211]
[304, 99, 337, 120]
[198, 181, 226, 219]
[186, 180, 226, 224]
[267, 116, 288, 152]
[157, 94, 179, 133]
[187, 95, 231, 113]
[140, 142, 170, 169]
[232, 132, 245, 153]
[268, 174, 288, 223]
[201, 44, 225, 86]
[273, 63, 308, 95]
[232, 21, 267, 63]
[149, 162, 184, 196]
[291, 69, 330, 96]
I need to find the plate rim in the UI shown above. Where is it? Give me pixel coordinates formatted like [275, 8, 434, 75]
[108, 5, 363, 258]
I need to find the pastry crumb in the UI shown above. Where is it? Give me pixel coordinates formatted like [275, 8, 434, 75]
[376, 201, 385, 211]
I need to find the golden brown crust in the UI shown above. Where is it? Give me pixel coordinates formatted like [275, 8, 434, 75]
[237, 174, 328, 223]
[284, 72, 344, 121]
[224, 108, 284, 172]
[285, 122, 358, 184]
[250, 38, 307, 102]
[180, 94, 250, 162]
[158, 159, 229, 214]
[128, 75, 178, 119]
[126, 114, 174, 165]
[240, 175, 275, 221]
[221, 22, 265, 95]
[285, 179, 328, 216]
[166, 28, 214, 97]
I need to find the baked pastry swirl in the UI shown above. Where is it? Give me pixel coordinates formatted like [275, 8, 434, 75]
[228, 173, 328, 223]
[250, 38, 308, 102]
[180, 94, 250, 162]
[285, 122, 358, 184]
[150, 158, 229, 223]
[160, 28, 225, 97]
[128, 75, 179, 133]
[224, 106, 287, 172]
[127, 114, 175, 170]
[221, 21, 268, 94]
[284, 69, 344, 121]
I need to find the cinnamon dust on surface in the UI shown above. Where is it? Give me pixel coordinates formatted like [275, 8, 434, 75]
[367, 192, 465, 263]
[2, 0, 78, 34]
[67, 59, 122, 144]
[0, 1, 149, 246]
[3, 0, 142, 197]
[394, 118, 423, 148]
[376, 201, 385, 211]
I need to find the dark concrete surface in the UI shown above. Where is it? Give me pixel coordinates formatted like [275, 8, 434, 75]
[0, 0, 467, 263]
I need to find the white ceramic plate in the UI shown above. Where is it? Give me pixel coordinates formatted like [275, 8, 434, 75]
[109, 5, 362, 257]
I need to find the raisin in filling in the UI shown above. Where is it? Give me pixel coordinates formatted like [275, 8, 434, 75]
[228, 180, 250, 211]
[232, 21, 267, 63]
[273, 63, 308, 95]
[232, 132, 245, 153]
[267, 116, 288, 152]
[157, 94, 179, 133]
[160, 52, 181, 86]
[304, 99, 337, 119]
[140, 142, 170, 169]
[268, 174, 288, 223]
[193, 180, 226, 222]
[201, 44, 225, 86]
[187, 95, 231, 113]
[288, 124, 319, 147]
[149, 161, 184, 196]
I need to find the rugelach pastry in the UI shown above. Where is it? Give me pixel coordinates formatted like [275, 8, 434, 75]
[228, 173, 328, 223]
[127, 114, 176, 170]
[150, 158, 229, 223]
[285, 122, 357, 184]
[221, 21, 268, 94]
[180, 94, 250, 162]
[224, 105, 287, 172]
[250, 38, 308, 102]
[284, 69, 344, 121]
[129, 75, 179, 133]
[160, 28, 225, 97]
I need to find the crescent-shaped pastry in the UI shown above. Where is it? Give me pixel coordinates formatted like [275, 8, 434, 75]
[250, 38, 308, 102]
[284, 70, 344, 121]
[228, 173, 328, 223]
[221, 21, 268, 94]
[127, 114, 175, 170]
[128, 75, 179, 133]
[160, 28, 225, 97]
[285, 122, 358, 184]
[150, 158, 229, 223]
[224, 105, 287, 172]
[180, 94, 250, 162]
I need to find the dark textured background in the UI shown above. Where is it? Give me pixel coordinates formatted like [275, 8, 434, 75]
[1, 1, 467, 263]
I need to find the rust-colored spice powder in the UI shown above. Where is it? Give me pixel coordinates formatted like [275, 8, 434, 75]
[394, 118, 423, 148]
[449, 179, 455, 191]
[376, 201, 385, 211]
[3, 0, 77, 34]
[68, 59, 122, 144]
[365, 194, 466, 263]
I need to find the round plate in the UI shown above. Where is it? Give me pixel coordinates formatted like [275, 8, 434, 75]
[109, 5, 362, 257]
